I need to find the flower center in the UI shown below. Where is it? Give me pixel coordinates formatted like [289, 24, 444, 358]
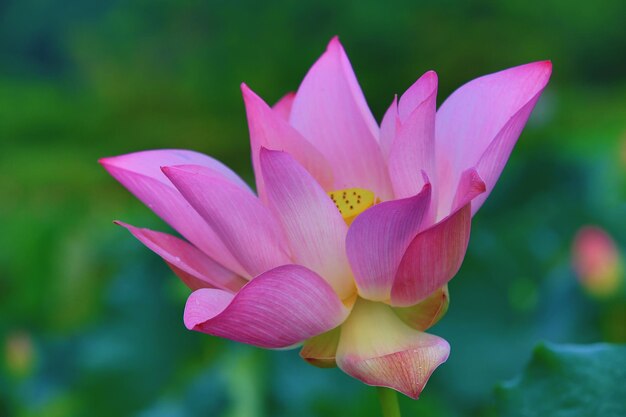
[327, 188, 376, 225]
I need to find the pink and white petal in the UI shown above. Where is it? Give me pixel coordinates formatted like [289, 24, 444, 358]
[393, 285, 449, 331]
[470, 96, 545, 214]
[242, 84, 334, 202]
[451, 168, 487, 217]
[289, 37, 393, 200]
[346, 178, 431, 302]
[391, 204, 472, 307]
[115, 221, 246, 292]
[388, 72, 438, 202]
[163, 165, 292, 277]
[435, 61, 552, 213]
[379, 96, 399, 160]
[336, 299, 449, 399]
[272, 91, 296, 120]
[100, 150, 249, 277]
[397, 70, 438, 123]
[299, 327, 341, 368]
[185, 265, 350, 348]
[260, 149, 354, 299]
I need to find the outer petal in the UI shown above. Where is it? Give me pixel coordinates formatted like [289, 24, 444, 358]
[435, 61, 552, 214]
[184, 265, 350, 348]
[260, 149, 354, 299]
[393, 286, 449, 331]
[115, 222, 246, 292]
[289, 37, 393, 200]
[346, 177, 431, 302]
[388, 71, 438, 203]
[272, 92, 295, 120]
[336, 299, 449, 399]
[99, 149, 249, 277]
[162, 165, 292, 277]
[391, 169, 485, 306]
[299, 327, 341, 368]
[391, 205, 471, 307]
[241, 84, 334, 202]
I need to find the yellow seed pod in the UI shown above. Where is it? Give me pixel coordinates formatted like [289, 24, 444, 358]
[327, 188, 376, 225]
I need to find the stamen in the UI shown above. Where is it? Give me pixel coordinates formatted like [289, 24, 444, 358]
[327, 187, 376, 225]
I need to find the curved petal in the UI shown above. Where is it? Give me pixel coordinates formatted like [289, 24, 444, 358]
[435, 61, 552, 213]
[184, 265, 350, 348]
[391, 204, 472, 306]
[289, 37, 393, 200]
[260, 149, 354, 299]
[346, 178, 431, 302]
[241, 84, 334, 202]
[272, 91, 295, 120]
[99, 150, 249, 277]
[162, 165, 292, 277]
[393, 285, 449, 331]
[379, 95, 398, 160]
[115, 221, 246, 292]
[391, 169, 486, 306]
[336, 299, 449, 399]
[388, 71, 438, 204]
[299, 327, 341, 368]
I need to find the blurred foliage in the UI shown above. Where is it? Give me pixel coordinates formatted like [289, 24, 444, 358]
[0, 0, 625, 416]
[495, 343, 626, 417]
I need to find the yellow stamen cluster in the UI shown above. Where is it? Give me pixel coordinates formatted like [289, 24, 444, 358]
[328, 188, 376, 225]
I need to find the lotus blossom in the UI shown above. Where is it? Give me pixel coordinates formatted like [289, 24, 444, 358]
[100, 37, 551, 399]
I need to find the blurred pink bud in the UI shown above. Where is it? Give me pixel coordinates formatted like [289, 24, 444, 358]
[573, 226, 623, 298]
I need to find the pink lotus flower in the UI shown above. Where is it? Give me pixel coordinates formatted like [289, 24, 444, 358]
[100, 37, 551, 399]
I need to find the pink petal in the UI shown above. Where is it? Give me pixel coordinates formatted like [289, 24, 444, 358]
[336, 299, 449, 399]
[99, 150, 249, 277]
[115, 221, 246, 292]
[388, 71, 438, 204]
[184, 264, 350, 348]
[346, 177, 431, 302]
[241, 84, 334, 202]
[260, 149, 355, 299]
[289, 37, 393, 200]
[390, 170, 486, 306]
[272, 91, 295, 120]
[435, 61, 552, 214]
[379, 96, 399, 160]
[162, 165, 292, 277]
[390, 204, 472, 307]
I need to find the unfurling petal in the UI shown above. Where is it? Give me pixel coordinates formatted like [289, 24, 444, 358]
[241, 85, 334, 202]
[346, 178, 431, 302]
[391, 205, 471, 306]
[289, 37, 393, 200]
[162, 165, 292, 277]
[336, 299, 449, 399]
[436, 61, 552, 214]
[393, 286, 449, 331]
[388, 71, 438, 204]
[184, 265, 350, 348]
[260, 149, 355, 299]
[116, 222, 246, 292]
[99, 150, 249, 277]
[300, 327, 341, 368]
[272, 92, 295, 120]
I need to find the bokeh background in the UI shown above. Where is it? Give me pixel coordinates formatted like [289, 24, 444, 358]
[1, 0, 625, 416]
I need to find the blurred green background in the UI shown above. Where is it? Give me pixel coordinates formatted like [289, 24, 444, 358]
[1, 0, 625, 416]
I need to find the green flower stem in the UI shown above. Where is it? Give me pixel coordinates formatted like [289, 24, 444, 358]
[377, 387, 402, 417]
